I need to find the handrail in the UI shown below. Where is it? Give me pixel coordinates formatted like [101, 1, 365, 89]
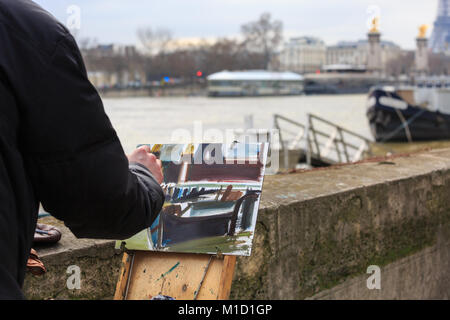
[309, 114, 372, 143]
[274, 114, 306, 129]
[273, 113, 373, 167]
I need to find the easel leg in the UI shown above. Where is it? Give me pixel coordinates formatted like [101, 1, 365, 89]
[218, 255, 237, 300]
[114, 252, 133, 300]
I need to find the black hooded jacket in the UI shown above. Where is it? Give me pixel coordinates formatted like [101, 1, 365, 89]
[0, 0, 164, 299]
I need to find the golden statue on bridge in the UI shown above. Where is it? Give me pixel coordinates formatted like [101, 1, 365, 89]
[369, 17, 380, 33]
[418, 24, 429, 38]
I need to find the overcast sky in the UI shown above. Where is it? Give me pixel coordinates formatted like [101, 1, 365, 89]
[33, 0, 438, 50]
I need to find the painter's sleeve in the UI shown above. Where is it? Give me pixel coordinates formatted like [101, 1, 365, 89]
[23, 34, 164, 239]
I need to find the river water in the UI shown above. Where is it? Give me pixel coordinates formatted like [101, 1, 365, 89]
[102, 94, 371, 153]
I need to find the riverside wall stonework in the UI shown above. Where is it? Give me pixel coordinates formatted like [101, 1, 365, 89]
[23, 149, 450, 299]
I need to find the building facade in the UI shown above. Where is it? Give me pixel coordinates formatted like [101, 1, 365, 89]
[326, 41, 368, 67]
[326, 40, 402, 73]
[278, 37, 326, 74]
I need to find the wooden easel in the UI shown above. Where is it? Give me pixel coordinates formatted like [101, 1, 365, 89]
[114, 250, 237, 300]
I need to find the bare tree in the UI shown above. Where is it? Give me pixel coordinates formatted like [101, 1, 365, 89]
[200, 38, 264, 73]
[137, 27, 173, 56]
[385, 51, 414, 76]
[241, 12, 283, 70]
[429, 53, 450, 75]
[78, 37, 98, 51]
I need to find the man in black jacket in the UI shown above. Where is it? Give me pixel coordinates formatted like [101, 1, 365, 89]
[0, 0, 165, 299]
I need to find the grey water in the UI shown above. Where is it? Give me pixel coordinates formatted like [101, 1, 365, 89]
[102, 94, 371, 153]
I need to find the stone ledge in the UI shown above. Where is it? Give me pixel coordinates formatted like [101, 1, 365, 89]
[23, 148, 450, 299]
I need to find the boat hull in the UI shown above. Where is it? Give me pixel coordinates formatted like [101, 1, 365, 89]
[157, 192, 260, 248]
[367, 89, 450, 142]
[160, 212, 233, 246]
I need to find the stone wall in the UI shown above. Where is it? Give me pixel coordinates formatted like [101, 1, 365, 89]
[23, 149, 450, 299]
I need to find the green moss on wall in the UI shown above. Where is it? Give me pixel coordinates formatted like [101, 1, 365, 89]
[23, 253, 122, 300]
[230, 174, 450, 300]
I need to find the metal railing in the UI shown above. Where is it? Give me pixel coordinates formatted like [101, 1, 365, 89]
[273, 113, 373, 167]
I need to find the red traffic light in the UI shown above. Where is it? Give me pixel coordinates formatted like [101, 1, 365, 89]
[196, 71, 203, 77]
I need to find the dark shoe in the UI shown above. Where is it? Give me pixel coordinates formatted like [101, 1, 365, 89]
[34, 223, 62, 244]
[27, 249, 46, 276]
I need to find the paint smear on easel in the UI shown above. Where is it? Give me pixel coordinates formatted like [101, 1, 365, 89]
[156, 262, 180, 281]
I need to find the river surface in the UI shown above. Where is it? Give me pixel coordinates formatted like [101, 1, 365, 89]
[102, 94, 371, 153]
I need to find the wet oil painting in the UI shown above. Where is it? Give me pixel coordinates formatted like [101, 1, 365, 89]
[117, 142, 269, 256]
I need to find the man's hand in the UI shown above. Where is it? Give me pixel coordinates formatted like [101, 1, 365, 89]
[127, 146, 164, 184]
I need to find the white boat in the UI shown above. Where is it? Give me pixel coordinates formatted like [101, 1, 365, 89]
[207, 70, 304, 97]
